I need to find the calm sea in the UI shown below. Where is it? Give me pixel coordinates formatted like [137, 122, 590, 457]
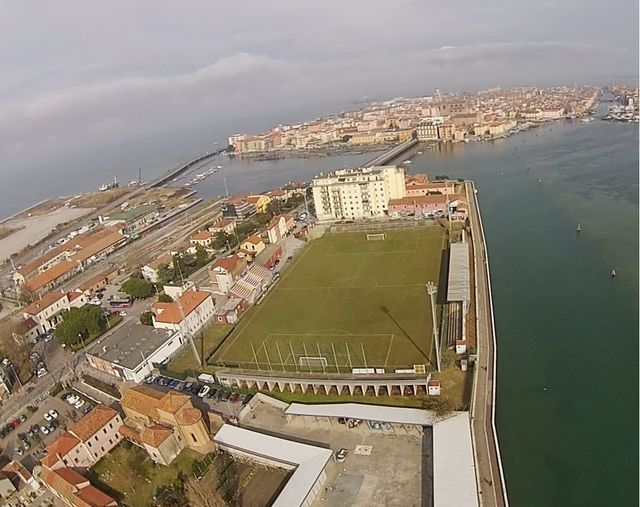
[408, 117, 638, 506]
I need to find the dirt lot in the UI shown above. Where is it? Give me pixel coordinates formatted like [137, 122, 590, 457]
[242, 402, 426, 507]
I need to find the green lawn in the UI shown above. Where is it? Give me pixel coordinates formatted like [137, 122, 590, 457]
[214, 227, 446, 373]
[89, 444, 200, 507]
[169, 324, 232, 373]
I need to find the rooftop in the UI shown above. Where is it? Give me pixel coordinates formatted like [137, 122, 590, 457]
[105, 203, 156, 223]
[447, 242, 471, 302]
[24, 260, 77, 292]
[70, 404, 119, 442]
[152, 290, 211, 325]
[23, 289, 67, 315]
[87, 320, 180, 370]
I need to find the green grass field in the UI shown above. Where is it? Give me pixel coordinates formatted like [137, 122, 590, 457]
[213, 227, 446, 374]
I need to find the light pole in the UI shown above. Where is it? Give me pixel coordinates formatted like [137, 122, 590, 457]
[426, 282, 441, 372]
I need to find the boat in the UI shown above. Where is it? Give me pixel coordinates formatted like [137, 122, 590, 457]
[217, 165, 223, 169]
[611, 269, 616, 278]
[417, 151, 423, 155]
[576, 224, 581, 233]
[537, 179, 543, 185]
[403, 160, 412, 164]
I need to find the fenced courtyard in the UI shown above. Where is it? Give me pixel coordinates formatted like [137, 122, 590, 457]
[212, 226, 447, 374]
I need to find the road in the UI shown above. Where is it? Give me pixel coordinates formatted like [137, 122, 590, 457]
[466, 180, 508, 507]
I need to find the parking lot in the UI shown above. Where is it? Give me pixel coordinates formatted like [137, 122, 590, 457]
[243, 401, 425, 507]
[143, 374, 252, 420]
[0, 388, 98, 461]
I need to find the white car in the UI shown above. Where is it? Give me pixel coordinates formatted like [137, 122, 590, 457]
[40, 425, 50, 435]
[48, 409, 59, 419]
[66, 394, 79, 405]
[37, 368, 48, 378]
[89, 298, 101, 305]
[43, 412, 53, 422]
[74, 399, 85, 409]
[118, 311, 127, 317]
[197, 385, 211, 398]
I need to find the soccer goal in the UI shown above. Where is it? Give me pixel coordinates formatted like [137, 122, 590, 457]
[366, 233, 386, 241]
[299, 356, 328, 370]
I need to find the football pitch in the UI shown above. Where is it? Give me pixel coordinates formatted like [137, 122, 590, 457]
[213, 226, 446, 374]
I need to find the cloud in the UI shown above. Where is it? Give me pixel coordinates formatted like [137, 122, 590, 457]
[0, 40, 635, 174]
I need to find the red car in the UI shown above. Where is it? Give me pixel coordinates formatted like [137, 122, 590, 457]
[229, 392, 240, 403]
[11, 419, 21, 429]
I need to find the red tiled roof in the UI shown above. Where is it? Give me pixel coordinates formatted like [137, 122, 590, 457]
[140, 424, 173, 447]
[190, 230, 213, 241]
[121, 385, 165, 420]
[23, 290, 67, 315]
[69, 404, 118, 442]
[44, 431, 81, 462]
[78, 266, 119, 291]
[24, 260, 77, 292]
[74, 485, 118, 507]
[243, 235, 263, 245]
[146, 253, 173, 271]
[152, 290, 211, 325]
[211, 255, 241, 273]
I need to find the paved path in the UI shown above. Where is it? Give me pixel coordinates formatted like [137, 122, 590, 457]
[466, 180, 509, 507]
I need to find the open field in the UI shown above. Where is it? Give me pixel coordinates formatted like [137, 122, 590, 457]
[214, 227, 446, 373]
[168, 324, 232, 373]
[0, 206, 92, 260]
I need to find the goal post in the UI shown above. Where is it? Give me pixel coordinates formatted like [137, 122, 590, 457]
[366, 233, 386, 241]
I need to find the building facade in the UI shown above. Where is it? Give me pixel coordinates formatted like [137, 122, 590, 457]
[312, 165, 406, 221]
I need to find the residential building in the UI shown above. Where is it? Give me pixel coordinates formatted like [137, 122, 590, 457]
[41, 404, 122, 470]
[405, 179, 456, 197]
[265, 215, 287, 244]
[86, 322, 184, 383]
[0, 460, 41, 505]
[141, 253, 174, 283]
[188, 230, 215, 248]
[208, 255, 248, 295]
[312, 165, 406, 221]
[119, 385, 216, 463]
[222, 197, 256, 220]
[151, 289, 215, 337]
[239, 235, 265, 257]
[22, 290, 72, 333]
[38, 466, 117, 507]
[214, 297, 247, 324]
[98, 203, 158, 235]
[416, 120, 443, 141]
[77, 266, 119, 295]
[208, 218, 236, 236]
[246, 194, 271, 213]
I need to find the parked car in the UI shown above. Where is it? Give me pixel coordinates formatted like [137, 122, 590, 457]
[118, 311, 127, 317]
[18, 415, 27, 423]
[82, 404, 93, 414]
[17, 432, 28, 442]
[40, 425, 50, 435]
[74, 399, 85, 410]
[45, 423, 56, 433]
[197, 385, 211, 398]
[65, 394, 79, 405]
[189, 384, 201, 395]
[241, 394, 252, 405]
[43, 412, 53, 422]
[220, 391, 231, 402]
[14, 447, 24, 456]
[30, 352, 40, 362]
[37, 368, 48, 378]
[229, 392, 240, 403]
[21, 440, 30, 451]
[44, 333, 54, 342]
[335, 448, 348, 462]
[206, 388, 219, 399]
[48, 409, 59, 420]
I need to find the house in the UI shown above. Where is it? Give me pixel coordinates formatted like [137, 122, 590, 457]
[188, 230, 215, 248]
[246, 194, 271, 213]
[98, 203, 157, 235]
[255, 244, 282, 270]
[208, 255, 248, 294]
[405, 179, 456, 197]
[265, 215, 287, 244]
[141, 253, 174, 283]
[41, 404, 123, 470]
[151, 289, 215, 337]
[208, 218, 236, 236]
[388, 195, 450, 216]
[23, 261, 80, 296]
[239, 235, 265, 257]
[38, 466, 117, 507]
[119, 385, 216, 464]
[86, 322, 184, 383]
[0, 460, 41, 504]
[23, 290, 71, 334]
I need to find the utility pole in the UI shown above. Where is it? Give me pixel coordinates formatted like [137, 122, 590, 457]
[426, 282, 441, 372]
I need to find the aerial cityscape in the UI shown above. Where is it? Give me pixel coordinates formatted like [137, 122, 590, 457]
[0, 2, 637, 507]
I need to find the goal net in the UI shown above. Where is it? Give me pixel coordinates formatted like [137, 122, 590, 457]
[299, 356, 328, 369]
[366, 233, 386, 241]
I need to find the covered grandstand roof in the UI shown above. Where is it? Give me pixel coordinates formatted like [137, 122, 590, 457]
[433, 412, 479, 507]
[286, 402, 435, 426]
[447, 241, 471, 302]
[214, 424, 332, 507]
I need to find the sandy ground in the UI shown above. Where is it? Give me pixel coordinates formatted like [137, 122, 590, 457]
[0, 206, 91, 261]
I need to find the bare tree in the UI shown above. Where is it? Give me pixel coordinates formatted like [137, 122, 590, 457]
[184, 477, 227, 507]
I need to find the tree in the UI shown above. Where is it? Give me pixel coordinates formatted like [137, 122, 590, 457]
[253, 212, 273, 226]
[157, 264, 174, 285]
[212, 231, 234, 250]
[184, 476, 227, 507]
[157, 294, 173, 303]
[195, 245, 208, 266]
[54, 306, 106, 347]
[139, 311, 155, 326]
[121, 277, 154, 299]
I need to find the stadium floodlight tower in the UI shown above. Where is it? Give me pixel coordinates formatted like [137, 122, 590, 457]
[426, 281, 441, 372]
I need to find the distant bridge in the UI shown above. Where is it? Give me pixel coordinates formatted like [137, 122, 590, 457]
[365, 138, 418, 166]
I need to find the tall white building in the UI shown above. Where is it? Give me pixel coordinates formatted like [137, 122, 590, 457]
[312, 165, 406, 221]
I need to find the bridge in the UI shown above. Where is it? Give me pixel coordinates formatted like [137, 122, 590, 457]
[365, 138, 418, 166]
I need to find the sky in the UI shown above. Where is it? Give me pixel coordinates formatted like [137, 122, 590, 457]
[0, 0, 637, 213]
